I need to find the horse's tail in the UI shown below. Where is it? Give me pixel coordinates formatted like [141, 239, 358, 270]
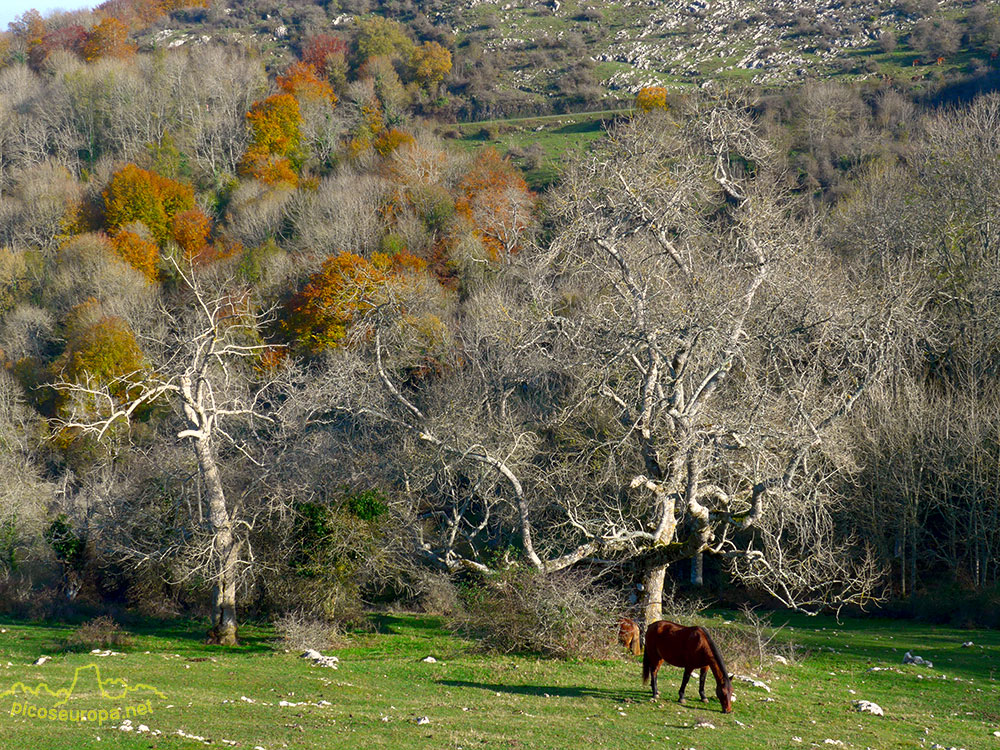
[641, 634, 653, 684]
[700, 627, 730, 685]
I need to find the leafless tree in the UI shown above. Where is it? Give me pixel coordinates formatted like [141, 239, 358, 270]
[49, 257, 284, 644]
[541, 99, 894, 621]
[831, 94, 1000, 595]
[316, 98, 893, 622]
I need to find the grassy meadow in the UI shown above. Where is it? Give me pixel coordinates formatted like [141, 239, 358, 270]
[446, 110, 626, 190]
[0, 611, 997, 749]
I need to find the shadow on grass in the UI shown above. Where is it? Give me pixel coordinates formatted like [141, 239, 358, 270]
[552, 119, 605, 135]
[439, 678, 651, 703]
[0, 615, 275, 657]
[369, 613, 447, 637]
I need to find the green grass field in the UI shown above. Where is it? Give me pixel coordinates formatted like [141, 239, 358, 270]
[0, 611, 997, 749]
[447, 110, 626, 190]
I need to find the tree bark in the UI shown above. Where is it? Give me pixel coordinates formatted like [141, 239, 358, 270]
[194, 436, 240, 646]
[642, 564, 667, 626]
[691, 551, 704, 587]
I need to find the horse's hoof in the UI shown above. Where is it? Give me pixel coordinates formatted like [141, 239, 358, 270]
[700, 697, 708, 703]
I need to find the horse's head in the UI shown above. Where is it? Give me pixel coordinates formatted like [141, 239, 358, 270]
[717, 676, 733, 713]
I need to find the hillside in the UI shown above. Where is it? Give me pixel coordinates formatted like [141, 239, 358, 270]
[2, 0, 1000, 661]
[122, 0, 1000, 118]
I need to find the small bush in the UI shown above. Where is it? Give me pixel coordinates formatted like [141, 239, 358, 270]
[699, 607, 800, 677]
[273, 610, 347, 652]
[447, 567, 623, 659]
[415, 571, 460, 616]
[62, 616, 132, 652]
[660, 582, 710, 621]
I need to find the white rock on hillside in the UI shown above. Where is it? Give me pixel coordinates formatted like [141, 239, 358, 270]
[300, 649, 339, 668]
[903, 651, 933, 668]
[852, 700, 884, 716]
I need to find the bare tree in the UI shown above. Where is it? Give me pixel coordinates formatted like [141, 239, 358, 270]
[49, 258, 282, 644]
[542, 100, 893, 621]
[832, 94, 1000, 596]
[320, 98, 893, 622]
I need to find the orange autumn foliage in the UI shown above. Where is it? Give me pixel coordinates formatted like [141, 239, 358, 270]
[278, 62, 337, 105]
[109, 229, 159, 282]
[240, 152, 299, 186]
[371, 249, 427, 274]
[241, 94, 303, 185]
[82, 17, 136, 62]
[284, 252, 391, 353]
[301, 33, 348, 78]
[455, 148, 535, 260]
[94, 0, 209, 27]
[410, 41, 452, 86]
[635, 86, 669, 112]
[373, 128, 415, 158]
[103, 164, 195, 245]
[245, 93, 302, 158]
[171, 208, 212, 259]
[256, 345, 288, 372]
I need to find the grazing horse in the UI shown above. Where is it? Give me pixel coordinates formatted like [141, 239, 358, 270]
[642, 620, 733, 713]
[617, 617, 641, 656]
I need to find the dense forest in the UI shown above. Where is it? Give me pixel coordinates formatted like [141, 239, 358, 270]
[1, 0, 1000, 648]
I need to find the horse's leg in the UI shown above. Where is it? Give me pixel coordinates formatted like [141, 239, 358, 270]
[698, 667, 708, 702]
[651, 662, 661, 700]
[678, 668, 693, 703]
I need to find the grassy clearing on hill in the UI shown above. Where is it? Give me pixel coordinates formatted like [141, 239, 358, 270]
[447, 111, 625, 189]
[0, 611, 997, 749]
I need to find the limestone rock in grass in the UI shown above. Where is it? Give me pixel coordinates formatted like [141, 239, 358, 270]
[175, 729, 210, 744]
[733, 674, 771, 692]
[852, 700, 884, 716]
[962, 641, 974, 648]
[903, 651, 933, 668]
[695, 720, 716, 729]
[416, 716, 431, 725]
[32, 656, 50, 666]
[301, 649, 339, 668]
[422, 656, 437, 663]
[823, 741, 845, 747]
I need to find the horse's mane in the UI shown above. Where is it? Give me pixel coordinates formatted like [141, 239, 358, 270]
[700, 627, 731, 685]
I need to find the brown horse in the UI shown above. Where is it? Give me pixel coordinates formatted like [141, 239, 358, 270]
[642, 620, 733, 713]
[617, 617, 641, 656]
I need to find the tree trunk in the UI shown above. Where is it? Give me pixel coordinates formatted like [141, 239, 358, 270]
[691, 551, 704, 587]
[642, 564, 667, 625]
[208, 544, 239, 646]
[194, 437, 240, 646]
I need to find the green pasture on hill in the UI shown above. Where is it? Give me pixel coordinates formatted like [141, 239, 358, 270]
[0, 612, 997, 749]
[446, 110, 626, 190]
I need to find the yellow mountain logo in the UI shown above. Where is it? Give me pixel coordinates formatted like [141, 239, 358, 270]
[2, 663, 165, 725]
